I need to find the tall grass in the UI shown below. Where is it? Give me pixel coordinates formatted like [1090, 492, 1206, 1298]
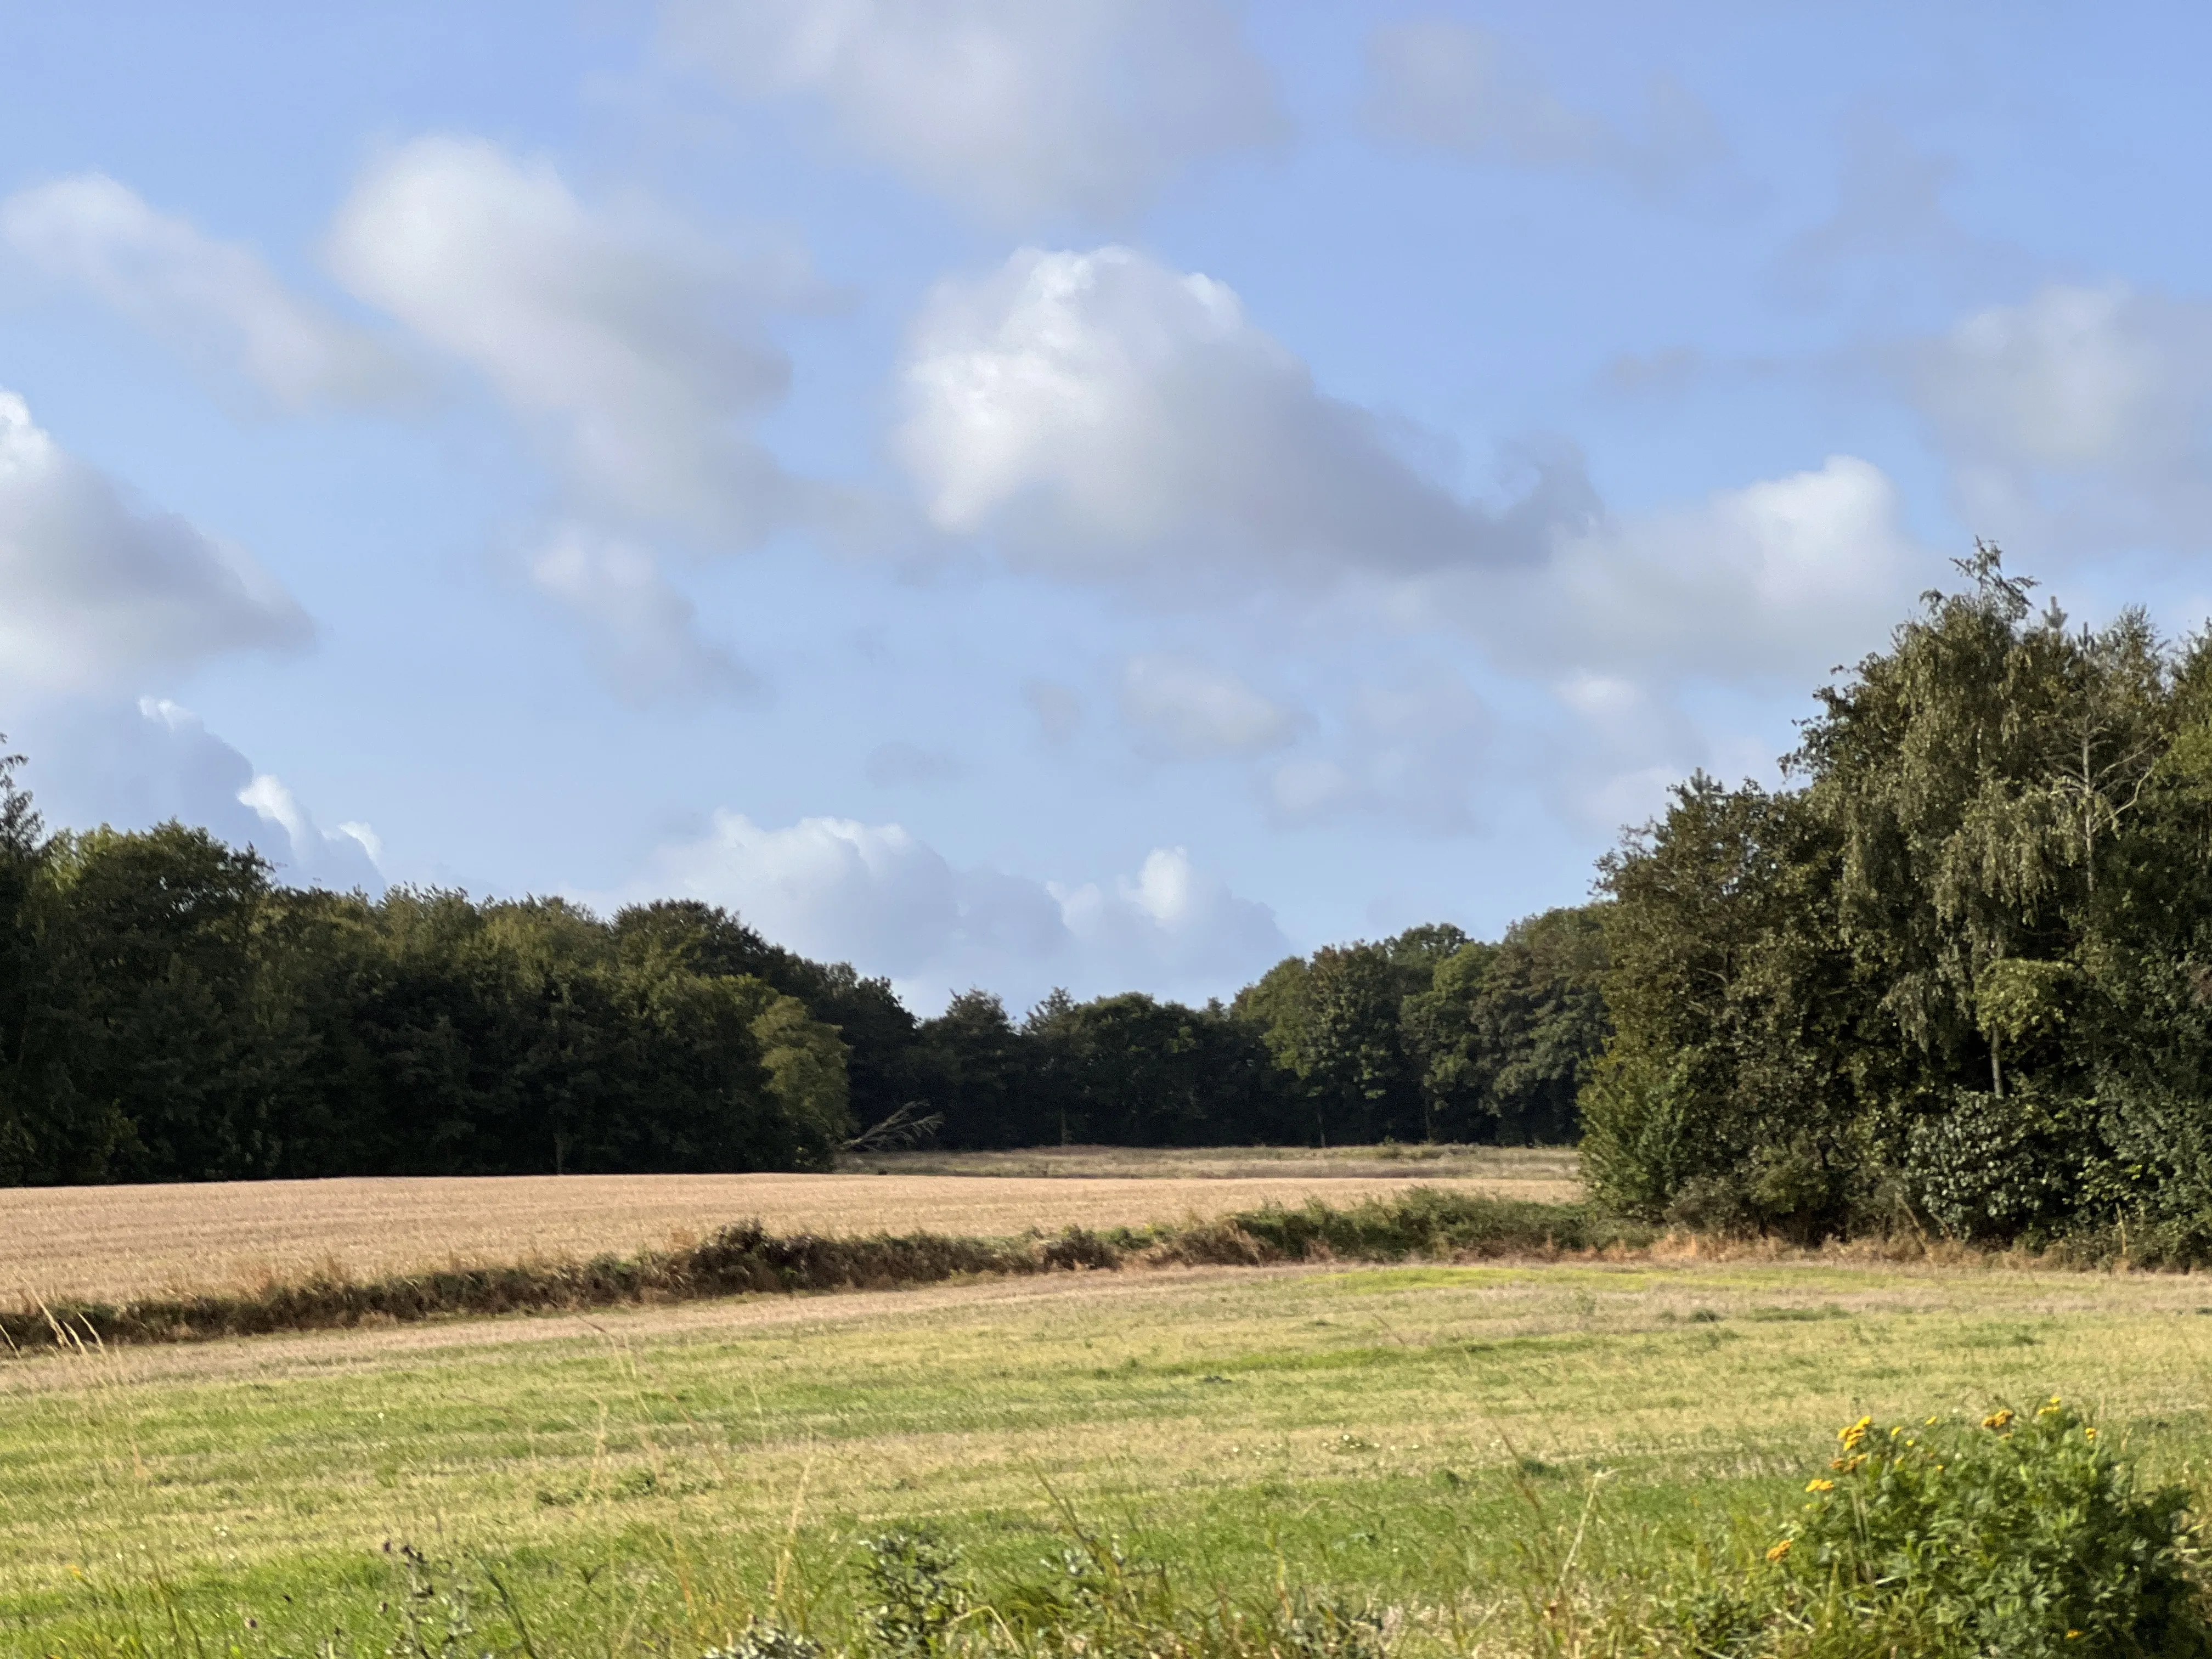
[38, 1399, 2204, 1658]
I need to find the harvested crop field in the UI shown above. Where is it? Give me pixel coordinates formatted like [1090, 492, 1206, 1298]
[0, 1147, 1576, 1306]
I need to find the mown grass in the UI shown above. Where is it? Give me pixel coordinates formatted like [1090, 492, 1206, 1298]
[7, 1250, 2212, 1656]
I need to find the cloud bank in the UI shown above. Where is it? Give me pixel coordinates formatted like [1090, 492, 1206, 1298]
[623, 809, 1287, 1011]
[19, 697, 381, 891]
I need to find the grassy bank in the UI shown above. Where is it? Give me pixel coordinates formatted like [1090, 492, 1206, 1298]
[6, 1249, 2212, 1655]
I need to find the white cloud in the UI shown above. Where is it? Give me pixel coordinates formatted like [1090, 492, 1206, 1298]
[529, 526, 761, 704]
[896, 245, 1589, 588]
[1469, 454, 1921, 684]
[0, 388, 307, 691]
[1050, 847, 1285, 982]
[1121, 655, 1291, 755]
[1365, 455, 1931, 836]
[329, 136, 815, 545]
[16, 696, 381, 891]
[233, 761, 386, 890]
[622, 810, 1286, 1011]
[1365, 20, 1720, 184]
[1903, 282, 2212, 549]
[1916, 284, 2176, 468]
[0, 173, 416, 407]
[661, 0, 1283, 224]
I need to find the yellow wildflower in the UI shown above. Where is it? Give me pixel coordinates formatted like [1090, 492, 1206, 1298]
[2085, 1427, 2098, 1441]
[1982, 1409, 2015, 1431]
[1767, 1540, 1793, 1563]
[1805, 1478, 1836, 1492]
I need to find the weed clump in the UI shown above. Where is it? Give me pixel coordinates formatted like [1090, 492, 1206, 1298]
[1634, 1399, 2211, 1658]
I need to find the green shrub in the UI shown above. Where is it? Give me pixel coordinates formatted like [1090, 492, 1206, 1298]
[860, 1532, 968, 1659]
[1762, 1398, 2208, 1657]
[1904, 1088, 2087, 1244]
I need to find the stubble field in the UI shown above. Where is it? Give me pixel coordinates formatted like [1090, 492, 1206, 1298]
[0, 1145, 1576, 1306]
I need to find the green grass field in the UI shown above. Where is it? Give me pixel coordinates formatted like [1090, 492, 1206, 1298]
[5, 1256, 2211, 1656]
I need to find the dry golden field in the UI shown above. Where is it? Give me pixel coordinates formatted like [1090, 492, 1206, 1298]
[0, 1145, 1576, 1306]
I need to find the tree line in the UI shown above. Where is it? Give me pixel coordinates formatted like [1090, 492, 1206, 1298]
[1586, 547, 2212, 1252]
[0, 754, 1608, 1185]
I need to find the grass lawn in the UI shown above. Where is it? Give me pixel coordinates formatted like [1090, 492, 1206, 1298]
[4, 1256, 2210, 1656]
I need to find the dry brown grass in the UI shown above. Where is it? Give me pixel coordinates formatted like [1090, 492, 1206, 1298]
[0, 1149, 1577, 1306]
[840, 1141, 1578, 1183]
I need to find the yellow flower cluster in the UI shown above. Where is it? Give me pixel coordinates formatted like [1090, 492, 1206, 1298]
[1826, 1414, 1876, 1474]
[1766, 1539, 1793, 1563]
[1982, 1408, 2015, 1431]
[1805, 1478, 1836, 1492]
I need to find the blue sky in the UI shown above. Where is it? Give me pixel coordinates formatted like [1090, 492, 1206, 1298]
[4, 2, 2210, 1012]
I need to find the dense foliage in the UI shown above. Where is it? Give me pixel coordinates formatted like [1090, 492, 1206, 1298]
[0, 817, 859, 1183]
[0, 751, 1606, 1184]
[913, 907, 1607, 1150]
[1586, 548, 2212, 1250]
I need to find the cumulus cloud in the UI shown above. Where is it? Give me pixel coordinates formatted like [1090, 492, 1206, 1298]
[330, 136, 816, 545]
[0, 389, 306, 691]
[1362, 455, 1932, 834]
[897, 245, 1590, 588]
[661, 0, 1283, 224]
[624, 810, 1286, 1010]
[1464, 454, 1922, 684]
[529, 526, 762, 704]
[1365, 19, 1720, 184]
[1121, 655, 1291, 755]
[18, 697, 381, 890]
[0, 173, 416, 407]
[1051, 847, 1285, 980]
[1901, 282, 2212, 549]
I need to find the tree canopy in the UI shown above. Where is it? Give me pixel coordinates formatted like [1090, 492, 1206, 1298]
[0, 754, 1604, 1184]
[1584, 549, 2212, 1252]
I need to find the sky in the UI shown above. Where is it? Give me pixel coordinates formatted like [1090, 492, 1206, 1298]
[5, 2, 2212, 1014]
